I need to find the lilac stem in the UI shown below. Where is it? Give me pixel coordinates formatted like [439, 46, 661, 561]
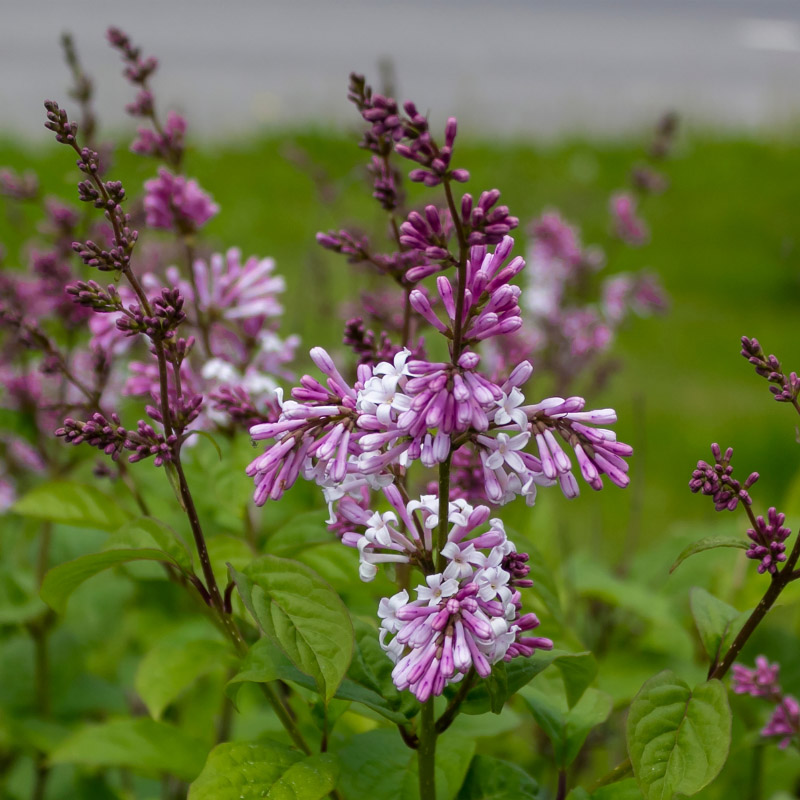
[418, 698, 437, 800]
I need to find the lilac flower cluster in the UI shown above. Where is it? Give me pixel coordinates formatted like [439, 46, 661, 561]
[144, 168, 218, 232]
[362, 497, 551, 701]
[733, 657, 800, 749]
[249, 74, 636, 701]
[689, 444, 795, 575]
[746, 507, 791, 575]
[689, 444, 758, 512]
[741, 336, 800, 406]
[108, 26, 186, 168]
[0, 26, 300, 509]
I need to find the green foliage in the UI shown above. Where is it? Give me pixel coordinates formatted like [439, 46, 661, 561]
[265, 509, 334, 556]
[135, 638, 232, 719]
[40, 548, 178, 612]
[522, 686, 613, 768]
[669, 538, 749, 574]
[106, 517, 195, 573]
[688, 588, 749, 664]
[460, 650, 596, 715]
[456, 755, 540, 798]
[626, 671, 732, 799]
[49, 718, 207, 781]
[230, 555, 354, 703]
[0, 566, 46, 624]
[228, 637, 411, 724]
[13, 481, 131, 530]
[189, 741, 338, 799]
[337, 729, 475, 800]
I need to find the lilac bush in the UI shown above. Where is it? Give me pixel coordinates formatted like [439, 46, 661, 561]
[1, 24, 798, 800]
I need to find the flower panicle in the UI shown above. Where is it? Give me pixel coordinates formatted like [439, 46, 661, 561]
[741, 336, 800, 405]
[689, 443, 759, 512]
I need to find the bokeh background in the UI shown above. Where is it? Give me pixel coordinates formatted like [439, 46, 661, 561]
[2, 2, 800, 798]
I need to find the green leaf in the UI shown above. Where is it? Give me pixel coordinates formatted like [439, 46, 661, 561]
[554, 652, 598, 708]
[626, 671, 732, 800]
[689, 588, 743, 663]
[40, 549, 176, 613]
[49, 718, 206, 781]
[460, 650, 592, 715]
[136, 638, 232, 719]
[456, 754, 540, 798]
[266, 509, 332, 556]
[566, 791, 591, 800]
[669, 537, 748, 574]
[592, 779, 643, 799]
[485, 662, 509, 714]
[184, 429, 223, 461]
[523, 687, 613, 768]
[231, 556, 354, 703]
[12, 480, 131, 531]
[228, 638, 409, 724]
[106, 517, 194, 573]
[338, 729, 474, 800]
[189, 741, 338, 800]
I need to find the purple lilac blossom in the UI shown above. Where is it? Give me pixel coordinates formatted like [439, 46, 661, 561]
[741, 336, 800, 405]
[610, 192, 649, 246]
[143, 168, 218, 232]
[132, 111, 186, 160]
[378, 528, 552, 701]
[763, 696, 800, 749]
[745, 507, 791, 575]
[732, 656, 781, 699]
[247, 348, 366, 505]
[689, 443, 759, 513]
[190, 248, 285, 334]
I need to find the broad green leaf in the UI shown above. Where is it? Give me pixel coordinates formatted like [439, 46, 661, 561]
[49, 718, 206, 781]
[189, 741, 338, 800]
[669, 537, 748, 574]
[136, 638, 232, 719]
[106, 517, 194, 573]
[231, 556, 354, 703]
[12, 481, 131, 531]
[228, 637, 409, 724]
[461, 650, 592, 715]
[41, 549, 176, 613]
[523, 687, 613, 768]
[456, 754, 540, 799]
[338, 729, 475, 800]
[266, 509, 332, 556]
[347, 618, 418, 719]
[554, 652, 597, 708]
[626, 671, 731, 800]
[689, 588, 746, 664]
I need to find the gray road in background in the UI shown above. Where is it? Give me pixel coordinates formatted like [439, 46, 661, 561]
[2, 0, 800, 139]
